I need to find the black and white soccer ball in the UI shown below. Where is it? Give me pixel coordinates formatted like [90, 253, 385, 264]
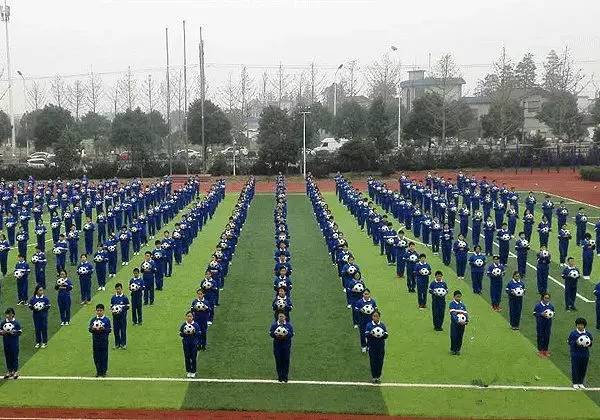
[13, 269, 24, 279]
[273, 326, 289, 337]
[491, 267, 502, 277]
[474, 258, 484, 267]
[275, 299, 287, 310]
[577, 335, 592, 348]
[456, 313, 467, 325]
[129, 282, 141, 292]
[77, 266, 89, 275]
[370, 326, 385, 338]
[542, 309, 554, 319]
[56, 278, 68, 287]
[433, 287, 447, 297]
[419, 267, 430, 276]
[361, 304, 375, 315]
[91, 319, 105, 330]
[568, 269, 580, 279]
[33, 301, 46, 311]
[512, 287, 525, 297]
[347, 266, 358, 275]
[182, 323, 196, 335]
[351, 282, 365, 293]
[111, 305, 123, 315]
[2, 322, 15, 333]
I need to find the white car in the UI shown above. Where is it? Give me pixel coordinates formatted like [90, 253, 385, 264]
[29, 152, 55, 160]
[175, 149, 202, 159]
[310, 138, 349, 154]
[220, 146, 248, 156]
[27, 157, 54, 169]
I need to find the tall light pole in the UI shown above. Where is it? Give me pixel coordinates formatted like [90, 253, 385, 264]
[333, 63, 343, 117]
[1, 2, 14, 151]
[182, 20, 189, 175]
[301, 111, 310, 179]
[391, 46, 402, 148]
[199, 27, 206, 173]
[165, 27, 172, 175]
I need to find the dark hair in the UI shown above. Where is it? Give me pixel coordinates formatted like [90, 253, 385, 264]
[133, 268, 140, 273]
[155, 240, 162, 245]
[115, 283, 122, 289]
[453, 290, 462, 297]
[575, 318, 587, 327]
[185, 311, 193, 317]
[4, 308, 15, 315]
[419, 253, 426, 258]
[96, 304, 105, 310]
[34, 284, 44, 294]
[435, 270, 443, 276]
[540, 292, 551, 299]
[372, 309, 381, 317]
[364, 288, 371, 294]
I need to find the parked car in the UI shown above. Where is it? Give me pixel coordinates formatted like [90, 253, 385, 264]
[220, 146, 248, 156]
[26, 157, 55, 169]
[29, 152, 55, 160]
[175, 149, 202, 159]
[309, 138, 349, 154]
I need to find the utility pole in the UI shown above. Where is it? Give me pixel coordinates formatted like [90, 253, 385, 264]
[301, 111, 310, 179]
[391, 46, 402, 148]
[333, 63, 343, 117]
[183, 20, 189, 175]
[165, 27, 172, 175]
[199, 26, 206, 173]
[1, 2, 14, 151]
[310, 62, 315, 104]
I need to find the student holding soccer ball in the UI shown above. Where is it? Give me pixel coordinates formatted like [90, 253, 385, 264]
[77, 254, 94, 305]
[562, 257, 580, 311]
[505, 271, 525, 330]
[14, 254, 31, 305]
[28, 285, 50, 348]
[468, 246, 486, 294]
[54, 270, 73, 326]
[354, 289, 378, 353]
[414, 254, 432, 309]
[88, 303, 111, 377]
[269, 311, 294, 383]
[567, 318, 593, 389]
[191, 288, 212, 351]
[581, 233, 595, 280]
[180, 311, 201, 378]
[452, 234, 469, 281]
[449, 290, 468, 355]
[487, 255, 505, 311]
[129, 268, 144, 325]
[0, 233, 10, 278]
[533, 292, 554, 358]
[0, 308, 22, 379]
[365, 309, 388, 384]
[272, 286, 293, 322]
[110, 283, 130, 350]
[140, 252, 156, 306]
[428, 270, 448, 331]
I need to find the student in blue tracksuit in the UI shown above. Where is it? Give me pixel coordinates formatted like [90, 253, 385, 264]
[140, 252, 156, 305]
[67, 227, 79, 266]
[471, 211, 482, 247]
[0, 234, 10, 277]
[514, 232, 530, 278]
[54, 234, 68, 274]
[83, 218, 95, 256]
[468, 246, 486, 294]
[31, 247, 47, 288]
[191, 288, 212, 351]
[403, 243, 419, 293]
[440, 224, 453, 266]
[536, 247, 551, 293]
[496, 223, 511, 265]
[541, 196, 554, 227]
[89, 303, 111, 377]
[110, 283, 130, 349]
[269, 311, 294, 383]
[568, 318, 593, 389]
[152, 242, 165, 291]
[28, 285, 50, 348]
[0, 308, 22, 379]
[15, 228, 28, 260]
[575, 209, 588, 247]
[93, 245, 108, 291]
[394, 234, 408, 277]
[77, 254, 94, 305]
[487, 256, 505, 311]
[558, 226, 572, 266]
[537, 216, 551, 248]
[414, 254, 431, 309]
[523, 209, 535, 242]
[556, 202, 569, 230]
[453, 234, 469, 280]
[34, 221, 46, 252]
[180, 311, 201, 378]
[428, 271, 448, 331]
[272, 286, 293, 322]
[581, 233, 595, 280]
[54, 270, 73, 326]
[106, 234, 118, 278]
[562, 258, 580, 311]
[365, 310, 388, 383]
[449, 291, 468, 355]
[14, 255, 31, 305]
[430, 219, 442, 254]
[118, 227, 131, 266]
[534, 292, 554, 357]
[129, 268, 144, 325]
[162, 231, 174, 277]
[483, 217, 495, 256]
[354, 289, 377, 353]
[506, 271, 525, 330]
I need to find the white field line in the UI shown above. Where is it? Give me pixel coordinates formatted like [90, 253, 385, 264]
[14, 375, 600, 391]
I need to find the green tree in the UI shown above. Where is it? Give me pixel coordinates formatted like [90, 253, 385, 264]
[0, 110, 10, 146]
[187, 99, 232, 161]
[147, 110, 168, 139]
[537, 91, 584, 139]
[79, 111, 111, 155]
[481, 100, 524, 140]
[54, 128, 81, 172]
[591, 99, 600, 125]
[256, 106, 298, 173]
[337, 139, 378, 172]
[333, 100, 366, 139]
[110, 108, 156, 166]
[16, 110, 41, 148]
[367, 97, 394, 153]
[515, 52, 537, 90]
[289, 106, 321, 150]
[33, 104, 74, 150]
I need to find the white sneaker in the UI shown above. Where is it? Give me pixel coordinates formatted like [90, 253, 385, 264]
[60, 322, 65, 326]
[34, 343, 40, 349]
[190, 372, 196, 378]
[353, 325, 358, 329]
[361, 347, 367, 353]
[121, 262, 125, 266]
[186, 373, 192, 378]
[97, 287, 103, 291]
[65, 322, 70, 325]
[41, 343, 47, 348]
[102, 287, 106, 291]
[584, 276, 590, 280]
[207, 321, 213, 326]
[346, 304, 351, 309]
[573, 384, 579, 389]
[125, 262, 129, 266]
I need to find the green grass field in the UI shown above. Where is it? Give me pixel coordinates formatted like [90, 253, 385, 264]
[0, 191, 599, 418]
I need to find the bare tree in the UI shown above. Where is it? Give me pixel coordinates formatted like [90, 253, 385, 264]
[340, 60, 362, 98]
[142, 74, 160, 113]
[117, 66, 138, 110]
[544, 46, 587, 94]
[293, 71, 306, 107]
[25, 80, 46, 110]
[239, 66, 255, 136]
[106, 84, 120, 117]
[364, 54, 401, 104]
[259, 71, 270, 107]
[50, 75, 66, 108]
[66, 80, 86, 120]
[85, 71, 103, 114]
[431, 54, 462, 143]
[219, 72, 239, 113]
[309, 62, 327, 104]
[270, 63, 292, 108]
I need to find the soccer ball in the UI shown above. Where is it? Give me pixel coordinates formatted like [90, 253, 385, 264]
[194, 300, 208, 311]
[2, 322, 14, 333]
[51, 222, 59, 229]
[419, 267, 430, 276]
[16, 234, 24, 242]
[387, 237, 395, 244]
[13, 269, 24, 279]
[408, 254, 418, 262]
[111, 305, 123, 314]
[542, 309, 554, 319]
[398, 239, 407, 247]
[347, 266, 357, 275]
[182, 323, 196, 335]
[83, 223, 91, 230]
[589, 240, 596, 247]
[275, 299, 287, 310]
[577, 335, 592, 348]
[94, 255, 104, 263]
[108, 245, 116, 252]
[568, 269, 579, 279]
[351, 282, 365, 293]
[33, 301, 46, 311]
[276, 280, 287, 289]
[31, 255, 40, 263]
[119, 234, 128, 241]
[153, 251, 162, 259]
[53, 247, 62, 255]
[491, 267, 502, 277]
[501, 234, 510, 241]
[371, 326, 385, 338]
[361, 304, 375, 315]
[563, 229, 571, 236]
[141, 261, 151, 271]
[456, 313, 467, 325]
[161, 242, 170, 250]
[56, 278, 67, 287]
[274, 326, 288, 337]
[540, 250, 550, 258]
[512, 287, 525, 297]
[541, 227, 549, 233]
[433, 287, 447, 297]
[474, 258, 484, 267]
[520, 240, 529, 247]
[91, 319, 105, 331]
[173, 231, 181, 239]
[77, 266, 89, 275]
[202, 280, 214, 290]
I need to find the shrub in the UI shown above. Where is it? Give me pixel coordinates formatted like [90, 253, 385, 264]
[580, 166, 600, 182]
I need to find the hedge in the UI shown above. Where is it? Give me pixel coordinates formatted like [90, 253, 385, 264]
[580, 167, 600, 182]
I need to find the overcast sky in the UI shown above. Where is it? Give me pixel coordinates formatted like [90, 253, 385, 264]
[3, 0, 600, 114]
